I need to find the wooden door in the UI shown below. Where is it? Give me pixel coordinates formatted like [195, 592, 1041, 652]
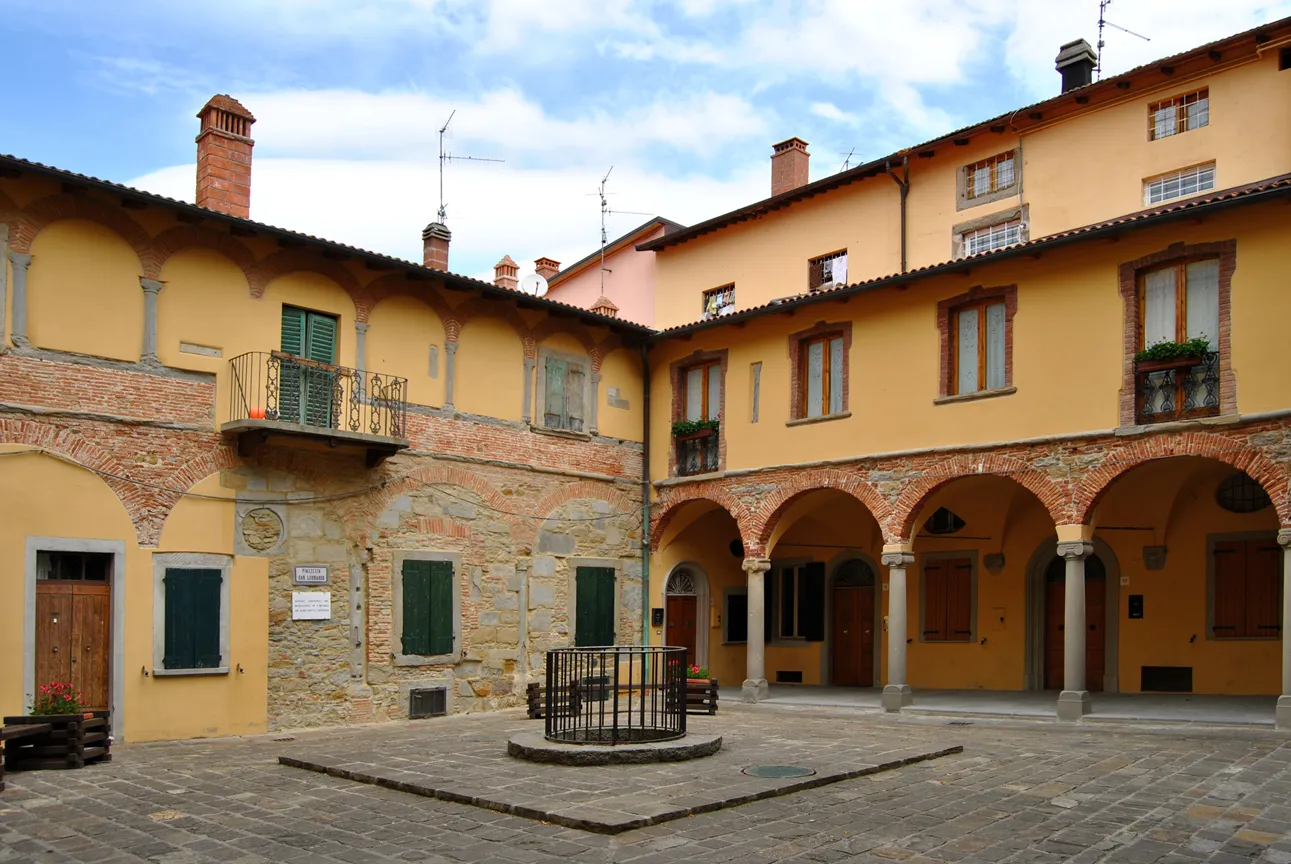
[666, 595, 697, 669]
[1043, 557, 1106, 692]
[831, 586, 874, 686]
[35, 581, 111, 710]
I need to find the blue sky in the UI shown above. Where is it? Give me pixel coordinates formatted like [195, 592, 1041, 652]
[4, 0, 1290, 281]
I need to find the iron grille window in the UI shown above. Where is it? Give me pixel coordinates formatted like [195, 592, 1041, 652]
[1136, 258, 1220, 423]
[1216, 473, 1272, 514]
[1144, 163, 1215, 206]
[923, 507, 966, 536]
[702, 284, 735, 320]
[1148, 88, 1209, 140]
[36, 551, 111, 581]
[808, 251, 848, 290]
[962, 220, 1022, 257]
[409, 687, 447, 718]
[966, 152, 1016, 199]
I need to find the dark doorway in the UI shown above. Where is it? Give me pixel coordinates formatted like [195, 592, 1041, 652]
[1043, 554, 1107, 691]
[831, 559, 876, 687]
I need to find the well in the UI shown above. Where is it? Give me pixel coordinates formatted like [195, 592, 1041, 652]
[544, 645, 686, 744]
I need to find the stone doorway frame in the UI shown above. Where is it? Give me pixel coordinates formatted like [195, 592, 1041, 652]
[819, 551, 882, 687]
[663, 562, 709, 668]
[1024, 535, 1120, 694]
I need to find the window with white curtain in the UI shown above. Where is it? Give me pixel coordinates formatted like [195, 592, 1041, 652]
[683, 359, 722, 421]
[1142, 259, 1220, 350]
[953, 301, 1007, 395]
[799, 334, 845, 418]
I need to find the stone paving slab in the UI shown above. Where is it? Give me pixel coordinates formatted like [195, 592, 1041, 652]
[278, 713, 961, 833]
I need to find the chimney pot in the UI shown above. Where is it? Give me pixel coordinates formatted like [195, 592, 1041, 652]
[1055, 39, 1098, 93]
[535, 257, 560, 280]
[494, 255, 519, 291]
[770, 137, 810, 197]
[423, 222, 452, 270]
[590, 295, 619, 318]
[195, 95, 256, 219]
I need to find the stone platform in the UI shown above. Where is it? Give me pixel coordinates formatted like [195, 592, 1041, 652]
[278, 713, 961, 834]
[507, 730, 723, 764]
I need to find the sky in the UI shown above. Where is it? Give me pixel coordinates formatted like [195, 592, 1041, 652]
[3, 0, 1290, 283]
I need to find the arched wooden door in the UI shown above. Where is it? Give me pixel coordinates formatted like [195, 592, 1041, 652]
[1043, 554, 1107, 691]
[664, 568, 699, 670]
[831, 559, 876, 687]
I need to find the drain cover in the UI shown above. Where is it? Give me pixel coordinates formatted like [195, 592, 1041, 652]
[742, 765, 816, 778]
[947, 720, 974, 726]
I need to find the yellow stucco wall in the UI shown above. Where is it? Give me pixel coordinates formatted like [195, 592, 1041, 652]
[597, 348, 644, 442]
[456, 317, 525, 421]
[367, 296, 446, 409]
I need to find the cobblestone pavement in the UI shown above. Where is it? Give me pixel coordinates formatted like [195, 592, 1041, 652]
[3, 703, 1291, 863]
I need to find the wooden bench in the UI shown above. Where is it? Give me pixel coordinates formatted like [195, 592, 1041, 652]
[0, 723, 51, 791]
[2, 713, 112, 781]
[526, 682, 583, 719]
[685, 678, 719, 715]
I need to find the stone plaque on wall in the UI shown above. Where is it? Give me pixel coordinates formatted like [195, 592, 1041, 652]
[292, 591, 332, 620]
[294, 565, 329, 585]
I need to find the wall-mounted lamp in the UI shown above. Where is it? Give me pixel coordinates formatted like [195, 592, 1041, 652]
[141, 666, 150, 677]
[980, 637, 988, 646]
[983, 554, 1005, 575]
[236, 664, 245, 674]
[1143, 546, 1167, 570]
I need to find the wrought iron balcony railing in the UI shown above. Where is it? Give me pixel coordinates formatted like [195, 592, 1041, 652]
[227, 351, 409, 440]
[675, 428, 719, 476]
[1135, 351, 1220, 425]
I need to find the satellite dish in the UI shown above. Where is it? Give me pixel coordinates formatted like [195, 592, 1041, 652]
[520, 273, 549, 297]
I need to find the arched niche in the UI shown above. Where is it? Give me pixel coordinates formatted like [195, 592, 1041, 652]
[595, 347, 643, 442]
[367, 295, 446, 409]
[455, 316, 523, 422]
[156, 248, 255, 374]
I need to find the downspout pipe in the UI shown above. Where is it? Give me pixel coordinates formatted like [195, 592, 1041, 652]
[886, 154, 909, 273]
[640, 341, 651, 649]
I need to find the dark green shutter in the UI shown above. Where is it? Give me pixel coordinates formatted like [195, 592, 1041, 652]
[428, 561, 454, 655]
[281, 307, 306, 356]
[192, 570, 223, 668]
[306, 313, 337, 364]
[164, 568, 221, 670]
[565, 362, 585, 433]
[545, 357, 567, 429]
[402, 560, 431, 655]
[280, 307, 306, 422]
[576, 567, 615, 646]
[801, 562, 826, 642]
[163, 569, 193, 669]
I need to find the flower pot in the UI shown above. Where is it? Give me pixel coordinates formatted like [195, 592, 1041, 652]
[1135, 354, 1205, 373]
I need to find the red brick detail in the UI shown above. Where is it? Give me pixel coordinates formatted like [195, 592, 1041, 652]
[248, 248, 362, 302]
[451, 297, 529, 341]
[667, 348, 729, 477]
[786, 320, 853, 420]
[147, 225, 257, 282]
[529, 318, 597, 355]
[1117, 240, 1237, 426]
[515, 480, 638, 550]
[195, 105, 254, 219]
[1073, 430, 1289, 524]
[11, 193, 152, 261]
[521, 336, 537, 360]
[355, 272, 455, 325]
[346, 463, 518, 540]
[936, 284, 1017, 398]
[770, 137, 810, 197]
[649, 482, 750, 553]
[749, 467, 891, 549]
[415, 517, 472, 539]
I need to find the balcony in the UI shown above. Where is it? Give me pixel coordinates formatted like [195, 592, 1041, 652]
[675, 427, 719, 477]
[223, 352, 410, 466]
[1135, 351, 1220, 425]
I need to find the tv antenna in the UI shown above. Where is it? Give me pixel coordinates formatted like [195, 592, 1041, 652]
[437, 110, 504, 224]
[1096, 0, 1151, 80]
[840, 148, 858, 172]
[594, 167, 652, 295]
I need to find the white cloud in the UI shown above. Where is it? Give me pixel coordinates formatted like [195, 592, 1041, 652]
[810, 102, 858, 125]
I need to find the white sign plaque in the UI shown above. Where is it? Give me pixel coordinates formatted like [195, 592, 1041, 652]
[292, 591, 332, 620]
[293, 565, 329, 585]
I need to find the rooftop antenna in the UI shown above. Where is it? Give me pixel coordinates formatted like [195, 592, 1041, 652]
[1096, 0, 1151, 80]
[592, 169, 654, 295]
[840, 148, 857, 172]
[437, 110, 504, 224]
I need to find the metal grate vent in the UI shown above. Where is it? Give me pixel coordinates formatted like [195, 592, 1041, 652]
[775, 670, 803, 684]
[409, 687, 447, 719]
[1141, 666, 1192, 693]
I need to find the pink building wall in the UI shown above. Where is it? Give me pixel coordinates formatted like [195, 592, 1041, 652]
[543, 222, 666, 327]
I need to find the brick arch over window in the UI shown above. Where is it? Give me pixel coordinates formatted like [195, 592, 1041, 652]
[1118, 239, 1237, 426]
[892, 453, 1068, 541]
[12, 194, 152, 267]
[749, 469, 891, 550]
[448, 297, 528, 340]
[356, 272, 454, 325]
[528, 318, 598, 357]
[514, 480, 639, 551]
[247, 248, 362, 304]
[650, 486, 751, 554]
[344, 463, 519, 542]
[147, 225, 257, 283]
[1074, 430, 1290, 525]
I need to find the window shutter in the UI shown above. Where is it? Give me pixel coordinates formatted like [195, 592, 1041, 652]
[1212, 541, 1245, 638]
[1185, 260, 1220, 349]
[985, 303, 1006, 390]
[956, 311, 979, 394]
[946, 560, 973, 642]
[281, 307, 306, 356]
[163, 569, 194, 669]
[402, 560, 432, 655]
[923, 561, 947, 641]
[1245, 540, 1282, 639]
[806, 341, 824, 418]
[576, 567, 616, 646]
[306, 313, 337, 364]
[545, 357, 567, 429]
[428, 560, 454, 655]
[685, 367, 704, 421]
[565, 362, 585, 433]
[727, 593, 748, 642]
[801, 562, 826, 642]
[1143, 268, 1177, 346]
[779, 568, 796, 637]
[828, 337, 844, 415]
[191, 570, 223, 668]
[706, 363, 722, 420]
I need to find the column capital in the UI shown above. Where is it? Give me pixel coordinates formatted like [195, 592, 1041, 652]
[139, 277, 164, 295]
[444, 341, 458, 354]
[354, 321, 370, 334]
[8, 250, 31, 269]
[881, 551, 915, 569]
[741, 558, 771, 575]
[523, 356, 536, 369]
[1277, 528, 1291, 548]
[1057, 539, 1094, 560]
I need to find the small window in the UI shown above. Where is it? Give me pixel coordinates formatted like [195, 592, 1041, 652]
[702, 284, 735, 320]
[37, 551, 111, 581]
[1148, 89, 1209, 140]
[966, 152, 1016, 199]
[682, 359, 722, 421]
[808, 251, 848, 291]
[540, 351, 588, 433]
[163, 568, 223, 670]
[923, 507, 967, 536]
[575, 566, 616, 647]
[1216, 473, 1272, 514]
[799, 334, 845, 418]
[1212, 539, 1281, 639]
[952, 301, 1007, 394]
[724, 590, 748, 643]
[962, 220, 1022, 257]
[922, 558, 972, 642]
[774, 563, 825, 641]
[401, 559, 454, 656]
[1144, 163, 1215, 206]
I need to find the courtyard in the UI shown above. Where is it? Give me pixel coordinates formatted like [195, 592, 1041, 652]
[3, 704, 1291, 863]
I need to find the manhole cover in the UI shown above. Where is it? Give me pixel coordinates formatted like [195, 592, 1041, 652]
[742, 765, 816, 778]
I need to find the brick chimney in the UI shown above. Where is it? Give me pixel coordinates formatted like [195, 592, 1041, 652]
[494, 255, 519, 291]
[1055, 39, 1098, 93]
[195, 95, 256, 219]
[535, 257, 560, 280]
[590, 295, 619, 318]
[422, 222, 451, 270]
[771, 137, 810, 197]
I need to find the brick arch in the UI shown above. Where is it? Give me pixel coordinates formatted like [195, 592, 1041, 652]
[514, 480, 639, 551]
[449, 296, 528, 341]
[892, 453, 1069, 541]
[153, 446, 243, 545]
[11, 193, 152, 267]
[357, 272, 454, 325]
[528, 317, 597, 356]
[750, 469, 892, 550]
[344, 462, 519, 541]
[1074, 431, 1291, 525]
[649, 483, 751, 553]
[148, 225, 257, 282]
[247, 248, 362, 304]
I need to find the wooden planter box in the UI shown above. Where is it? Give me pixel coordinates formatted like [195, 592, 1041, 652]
[1135, 354, 1206, 374]
[685, 678, 719, 716]
[2, 712, 111, 775]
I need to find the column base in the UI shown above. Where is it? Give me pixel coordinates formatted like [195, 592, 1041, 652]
[741, 678, 769, 703]
[1276, 695, 1291, 731]
[1056, 690, 1092, 722]
[881, 684, 913, 712]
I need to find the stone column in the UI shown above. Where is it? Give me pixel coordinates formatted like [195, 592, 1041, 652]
[444, 340, 457, 411]
[354, 322, 369, 374]
[1277, 529, 1291, 730]
[742, 558, 771, 703]
[521, 357, 535, 424]
[589, 372, 601, 436]
[1057, 538, 1094, 721]
[139, 278, 164, 362]
[881, 549, 915, 711]
[9, 251, 31, 347]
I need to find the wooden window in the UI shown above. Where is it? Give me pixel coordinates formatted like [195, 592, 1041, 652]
[1144, 163, 1215, 206]
[966, 151, 1016, 199]
[1148, 88, 1209, 140]
[952, 301, 1006, 394]
[575, 567, 616, 647]
[1212, 539, 1282, 639]
[400, 559, 454, 656]
[1140, 258, 1219, 350]
[798, 334, 845, 418]
[163, 568, 222, 670]
[702, 284, 735, 320]
[682, 359, 722, 421]
[922, 558, 972, 642]
[774, 563, 825, 641]
[808, 251, 848, 290]
[37, 551, 110, 581]
[541, 354, 587, 432]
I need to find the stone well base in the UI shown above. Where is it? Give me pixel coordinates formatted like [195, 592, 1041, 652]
[507, 731, 722, 765]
